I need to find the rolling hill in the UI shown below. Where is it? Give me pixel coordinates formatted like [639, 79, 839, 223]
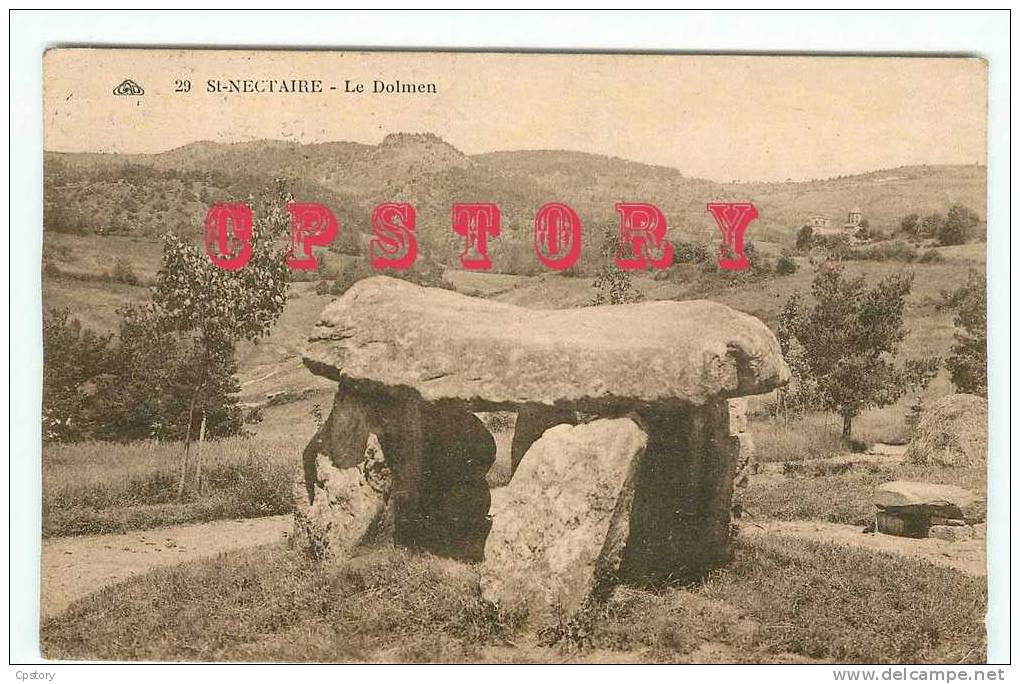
[45, 134, 986, 260]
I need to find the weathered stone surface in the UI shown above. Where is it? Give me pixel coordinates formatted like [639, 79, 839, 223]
[480, 418, 648, 628]
[295, 391, 425, 559]
[929, 524, 975, 543]
[510, 405, 576, 474]
[621, 401, 739, 584]
[726, 398, 749, 435]
[303, 277, 790, 409]
[293, 434, 391, 560]
[874, 481, 985, 522]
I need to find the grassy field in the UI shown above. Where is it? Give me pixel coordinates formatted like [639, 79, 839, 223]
[41, 534, 985, 663]
[42, 435, 300, 538]
[40, 391, 323, 538]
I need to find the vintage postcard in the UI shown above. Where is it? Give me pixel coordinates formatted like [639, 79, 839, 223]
[39, 49, 990, 663]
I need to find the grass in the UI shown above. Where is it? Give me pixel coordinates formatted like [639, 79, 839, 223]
[41, 535, 985, 663]
[740, 457, 986, 527]
[42, 435, 299, 537]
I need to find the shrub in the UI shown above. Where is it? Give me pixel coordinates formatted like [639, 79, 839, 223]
[938, 203, 980, 246]
[795, 225, 814, 251]
[42, 309, 113, 442]
[775, 254, 799, 275]
[944, 270, 987, 396]
[673, 239, 711, 265]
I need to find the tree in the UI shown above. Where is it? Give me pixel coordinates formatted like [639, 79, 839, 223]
[945, 270, 987, 396]
[899, 213, 920, 237]
[938, 203, 980, 246]
[778, 262, 939, 441]
[153, 184, 291, 496]
[590, 225, 641, 305]
[42, 308, 112, 442]
[795, 225, 814, 251]
[96, 305, 243, 442]
[918, 212, 944, 239]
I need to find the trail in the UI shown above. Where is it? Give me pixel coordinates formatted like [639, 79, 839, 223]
[41, 515, 292, 620]
[741, 519, 986, 577]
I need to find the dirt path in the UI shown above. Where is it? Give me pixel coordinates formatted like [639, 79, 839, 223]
[742, 519, 986, 577]
[41, 515, 292, 620]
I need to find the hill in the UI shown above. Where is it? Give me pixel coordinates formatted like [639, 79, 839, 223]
[45, 135, 986, 260]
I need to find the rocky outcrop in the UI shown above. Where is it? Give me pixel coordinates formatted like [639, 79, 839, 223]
[294, 277, 789, 612]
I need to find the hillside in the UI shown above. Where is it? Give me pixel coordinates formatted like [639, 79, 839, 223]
[45, 135, 986, 258]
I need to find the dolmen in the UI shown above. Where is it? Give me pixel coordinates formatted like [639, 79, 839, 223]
[294, 276, 788, 626]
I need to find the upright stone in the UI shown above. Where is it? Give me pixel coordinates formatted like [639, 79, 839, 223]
[620, 400, 739, 584]
[293, 392, 393, 560]
[415, 407, 495, 561]
[510, 405, 576, 474]
[480, 418, 648, 628]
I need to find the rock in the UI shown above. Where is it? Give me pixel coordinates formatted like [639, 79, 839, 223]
[876, 510, 929, 539]
[874, 481, 985, 521]
[510, 405, 576, 474]
[907, 394, 987, 467]
[480, 418, 648, 628]
[972, 523, 987, 539]
[415, 407, 495, 561]
[929, 524, 975, 543]
[303, 276, 789, 409]
[726, 398, 749, 435]
[293, 435, 391, 560]
[295, 278, 790, 581]
[620, 402, 739, 584]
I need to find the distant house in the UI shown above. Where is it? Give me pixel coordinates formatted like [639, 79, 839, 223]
[844, 206, 863, 230]
[810, 207, 864, 236]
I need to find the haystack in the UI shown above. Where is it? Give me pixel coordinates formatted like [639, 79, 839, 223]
[907, 394, 987, 467]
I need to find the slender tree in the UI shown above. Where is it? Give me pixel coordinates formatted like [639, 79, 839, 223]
[152, 184, 291, 496]
[778, 262, 939, 441]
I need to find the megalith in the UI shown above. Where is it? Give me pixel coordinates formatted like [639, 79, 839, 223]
[480, 418, 648, 628]
[295, 276, 789, 592]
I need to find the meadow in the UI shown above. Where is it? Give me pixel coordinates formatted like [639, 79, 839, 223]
[41, 534, 986, 663]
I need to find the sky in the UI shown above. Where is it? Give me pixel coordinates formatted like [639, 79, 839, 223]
[43, 50, 987, 183]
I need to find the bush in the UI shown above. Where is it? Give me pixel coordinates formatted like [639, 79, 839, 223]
[673, 239, 711, 265]
[795, 225, 814, 251]
[938, 203, 980, 246]
[853, 241, 918, 262]
[42, 309, 113, 442]
[945, 270, 987, 395]
[775, 254, 799, 275]
[918, 249, 943, 263]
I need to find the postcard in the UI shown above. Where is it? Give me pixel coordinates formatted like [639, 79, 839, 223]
[39, 48, 989, 664]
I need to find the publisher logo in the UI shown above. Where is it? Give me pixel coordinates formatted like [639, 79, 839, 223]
[113, 79, 144, 96]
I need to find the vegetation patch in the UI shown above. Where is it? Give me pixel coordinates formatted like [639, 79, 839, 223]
[42, 436, 296, 537]
[41, 536, 985, 663]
